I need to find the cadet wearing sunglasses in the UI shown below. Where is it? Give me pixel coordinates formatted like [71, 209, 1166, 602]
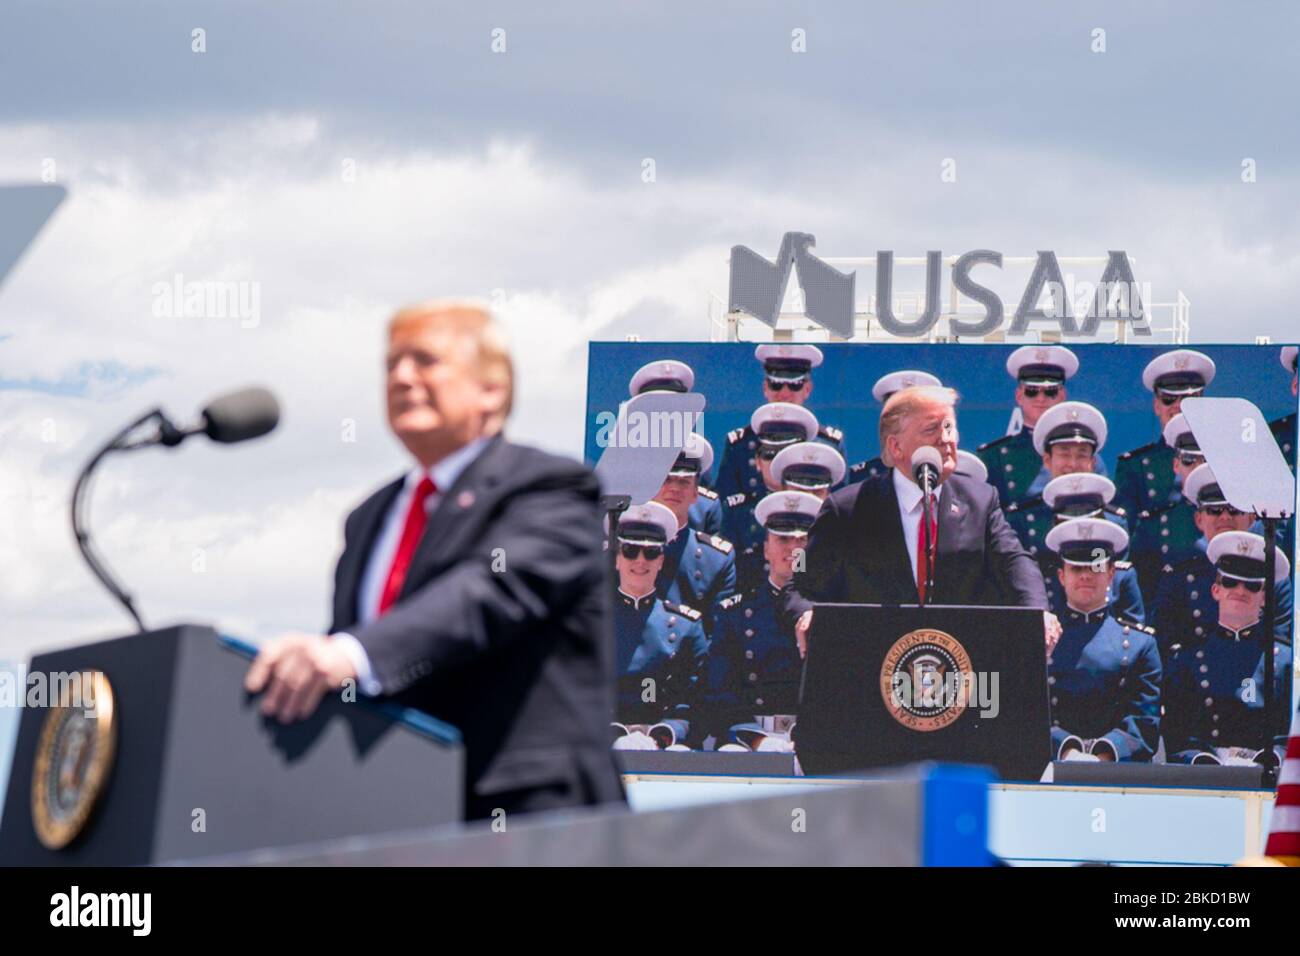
[714, 344, 843, 500]
[609, 501, 708, 751]
[1147, 464, 1293, 660]
[1163, 531, 1293, 766]
[1128, 414, 1211, 608]
[976, 345, 1081, 507]
[651, 435, 737, 636]
[1113, 349, 1216, 526]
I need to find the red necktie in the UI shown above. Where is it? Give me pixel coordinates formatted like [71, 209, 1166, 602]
[378, 476, 436, 616]
[916, 494, 937, 603]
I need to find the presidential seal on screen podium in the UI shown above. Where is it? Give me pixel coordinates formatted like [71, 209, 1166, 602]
[30, 670, 117, 850]
[880, 628, 974, 733]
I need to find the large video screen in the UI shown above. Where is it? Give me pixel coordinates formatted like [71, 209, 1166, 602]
[586, 341, 1298, 778]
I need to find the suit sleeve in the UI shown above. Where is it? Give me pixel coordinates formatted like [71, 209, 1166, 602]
[984, 493, 1048, 609]
[350, 464, 605, 694]
[778, 494, 845, 629]
[328, 507, 363, 635]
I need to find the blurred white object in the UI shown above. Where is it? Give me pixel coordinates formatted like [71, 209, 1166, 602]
[1061, 749, 1101, 762]
[612, 731, 658, 751]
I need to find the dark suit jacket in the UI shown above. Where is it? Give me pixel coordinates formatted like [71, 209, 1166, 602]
[330, 435, 625, 821]
[783, 469, 1047, 617]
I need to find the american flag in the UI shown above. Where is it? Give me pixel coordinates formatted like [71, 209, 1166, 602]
[1265, 702, 1300, 863]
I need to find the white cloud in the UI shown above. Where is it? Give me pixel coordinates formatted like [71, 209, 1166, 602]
[3, 112, 1299, 660]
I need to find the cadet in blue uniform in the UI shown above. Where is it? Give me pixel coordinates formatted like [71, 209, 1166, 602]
[649, 450, 737, 634]
[1113, 349, 1216, 527]
[1005, 400, 1112, 551]
[721, 403, 819, 573]
[1033, 473, 1144, 622]
[714, 344, 844, 499]
[1163, 531, 1293, 765]
[1042, 518, 1162, 762]
[702, 490, 822, 751]
[626, 360, 725, 534]
[1127, 415, 1208, 603]
[1148, 463, 1293, 656]
[845, 369, 941, 485]
[976, 345, 1083, 506]
[728, 433, 843, 591]
[609, 502, 709, 749]
[654, 432, 724, 537]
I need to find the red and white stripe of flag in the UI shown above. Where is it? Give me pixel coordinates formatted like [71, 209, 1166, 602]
[1265, 702, 1300, 863]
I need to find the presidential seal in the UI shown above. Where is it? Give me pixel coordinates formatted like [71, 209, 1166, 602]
[879, 628, 973, 732]
[30, 670, 117, 850]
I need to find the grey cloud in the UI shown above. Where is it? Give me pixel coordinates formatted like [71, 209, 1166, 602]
[4, 1, 1300, 181]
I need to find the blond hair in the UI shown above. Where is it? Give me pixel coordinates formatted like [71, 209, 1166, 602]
[878, 385, 959, 467]
[387, 299, 514, 429]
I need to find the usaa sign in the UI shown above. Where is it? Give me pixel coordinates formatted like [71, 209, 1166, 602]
[728, 232, 1149, 340]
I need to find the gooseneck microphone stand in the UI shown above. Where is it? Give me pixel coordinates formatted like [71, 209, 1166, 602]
[70, 408, 187, 633]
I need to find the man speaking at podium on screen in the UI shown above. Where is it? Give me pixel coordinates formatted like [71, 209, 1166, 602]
[245, 300, 624, 821]
[783, 385, 1059, 653]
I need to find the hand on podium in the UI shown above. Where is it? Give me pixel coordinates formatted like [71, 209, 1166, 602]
[1043, 612, 1062, 657]
[795, 610, 813, 659]
[244, 633, 359, 723]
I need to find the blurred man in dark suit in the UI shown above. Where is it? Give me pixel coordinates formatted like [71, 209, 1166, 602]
[246, 300, 625, 821]
[783, 385, 1059, 653]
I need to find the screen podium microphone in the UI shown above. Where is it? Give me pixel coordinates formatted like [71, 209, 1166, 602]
[911, 446, 942, 605]
[911, 445, 942, 491]
[70, 386, 281, 630]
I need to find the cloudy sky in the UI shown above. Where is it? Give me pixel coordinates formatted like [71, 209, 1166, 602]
[3, 0, 1299, 657]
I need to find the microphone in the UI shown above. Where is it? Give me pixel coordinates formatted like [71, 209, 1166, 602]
[911, 446, 942, 607]
[200, 387, 281, 444]
[911, 445, 942, 489]
[71, 387, 281, 630]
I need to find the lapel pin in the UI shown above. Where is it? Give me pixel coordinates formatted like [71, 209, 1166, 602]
[457, 490, 476, 509]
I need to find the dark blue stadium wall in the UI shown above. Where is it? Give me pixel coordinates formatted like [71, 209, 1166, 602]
[584, 343, 1299, 479]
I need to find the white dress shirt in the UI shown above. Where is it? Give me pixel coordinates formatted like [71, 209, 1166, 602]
[893, 466, 937, 590]
[333, 436, 491, 695]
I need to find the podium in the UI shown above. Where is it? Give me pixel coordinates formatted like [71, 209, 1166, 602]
[0, 625, 464, 865]
[796, 603, 1051, 781]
